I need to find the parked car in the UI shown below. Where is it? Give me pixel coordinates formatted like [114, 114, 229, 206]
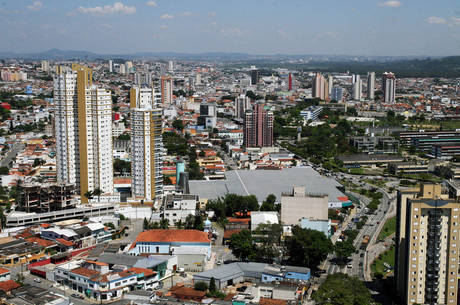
[34, 278, 41, 283]
[71, 294, 84, 300]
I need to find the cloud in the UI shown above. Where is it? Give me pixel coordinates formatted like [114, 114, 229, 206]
[378, 1, 402, 7]
[180, 11, 192, 17]
[160, 13, 174, 19]
[208, 11, 216, 17]
[78, 2, 136, 15]
[315, 31, 340, 39]
[27, 1, 42, 11]
[146, 1, 157, 7]
[276, 29, 287, 38]
[451, 16, 460, 26]
[220, 27, 248, 37]
[160, 25, 168, 29]
[427, 16, 446, 24]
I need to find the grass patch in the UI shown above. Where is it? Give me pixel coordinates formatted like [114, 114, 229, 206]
[371, 245, 395, 279]
[377, 216, 396, 241]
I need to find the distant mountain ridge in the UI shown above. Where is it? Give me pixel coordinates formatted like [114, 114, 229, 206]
[0, 48, 449, 62]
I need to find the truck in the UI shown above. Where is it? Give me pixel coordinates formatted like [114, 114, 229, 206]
[361, 235, 370, 250]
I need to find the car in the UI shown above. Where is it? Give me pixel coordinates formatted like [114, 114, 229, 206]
[347, 264, 353, 268]
[34, 278, 42, 283]
[71, 294, 84, 300]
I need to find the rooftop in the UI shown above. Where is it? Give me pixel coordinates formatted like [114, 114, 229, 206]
[134, 229, 210, 244]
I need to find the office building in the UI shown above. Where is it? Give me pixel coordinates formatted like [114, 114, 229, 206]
[196, 73, 202, 85]
[395, 184, 459, 305]
[243, 104, 274, 148]
[235, 94, 251, 119]
[328, 75, 333, 95]
[382, 72, 396, 103]
[54, 64, 114, 202]
[108, 60, 113, 73]
[352, 75, 362, 100]
[125, 61, 133, 71]
[300, 106, 323, 122]
[130, 86, 164, 202]
[168, 60, 174, 72]
[331, 86, 343, 102]
[198, 103, 217, 128]
[367, 72, 375, 100]
[161, 75, 173, 105]
[250, 67, 259, 86]
[119, 64, 126, 74]
[311, 73, 329, 100]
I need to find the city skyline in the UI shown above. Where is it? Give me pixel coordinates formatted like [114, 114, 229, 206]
[1, 0, 459, 56]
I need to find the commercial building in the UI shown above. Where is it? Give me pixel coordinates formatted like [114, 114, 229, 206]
[244, 104, 274, 148]
[300, 106, 323, 122]
[337, 154, 404, 168]
[130, 86, 163, 202]
[235, 94, 251, 119]
[330, 86, 343, 102]
[161, 75, 173, 105]
[250, 67, 260, 86]
[382, 72, 396, 103]
[398, 130, 460, 145]
[197, 103, 217, 129]
[54, 64, 114, 202]
[388, 162, 429, 175]
[160, 194, 197, 224]
[350, 136, 399, 154]
[395, 184, 459, 305]
[311, 73, 329, 100]
[367, 72, 375, 100]
[432, 145, 460, 159]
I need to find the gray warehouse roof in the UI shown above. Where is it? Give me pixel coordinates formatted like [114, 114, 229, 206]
[189, 167, 345, 202]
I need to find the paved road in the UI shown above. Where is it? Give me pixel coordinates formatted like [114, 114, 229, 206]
[0, 142, 25, 167]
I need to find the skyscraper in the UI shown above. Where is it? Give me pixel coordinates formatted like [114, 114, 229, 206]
[382, 72, 396, 103]
[352, 75, 362, 101]
[243, 104, 273, 148]
[395, 184, 459, 305]
[108, 60, 113, 73]
[161, 75, 173, 105]
[288, 73, 293, 91]
[250, 67, 259, 86]
[367, 72, 375, 100]
[312, 73, 329, 100]
[41, 60, 49, 72]
[331, 86, 343, 102]
[168, 60, 174, 72]
[328, 75, 333, 95]
[130, 86, 163, 202]
[54, 64, 114, 202]
[235, 94, 251, 119]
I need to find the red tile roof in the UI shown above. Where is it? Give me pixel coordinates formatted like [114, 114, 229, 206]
[0, 267, 9, 275]
[223, 229, 242, 239]
[227, 217, 250, 224]
[0, 280, 20, 292]
[26, 237, 56, 248]
[135, 229, 210, 243]
[170, 286, 206, 298]
[127, 267, 157, 277]
[56, 238, 75, 247]
[70, 267, 100, 278]
[260, 298, 287, 305]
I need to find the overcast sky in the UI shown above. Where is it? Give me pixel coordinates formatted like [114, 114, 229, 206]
[1, 0, 459, 56]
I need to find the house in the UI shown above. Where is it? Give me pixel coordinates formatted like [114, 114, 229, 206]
[161, 194, 198, 224]
[169, 285, 206, 302]
[0, 268, 10, 282]
[129, 229, 211, 260]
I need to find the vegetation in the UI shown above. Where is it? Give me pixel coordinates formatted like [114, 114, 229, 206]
[194, 281, 208, 291]
[313, 273, 373, 305]
[117, 134, 130, 141]
[371, 245, 395, 279]
[114, 159, 131, 174]
[259, 194, 280, 212]
[377, 216, 396, 241]
[0, 167, 9, 175]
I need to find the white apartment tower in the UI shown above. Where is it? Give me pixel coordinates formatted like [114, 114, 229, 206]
[235, 94, 251, 119]
[382, 72, 396, 103]
[54, 64, 114, 203]
[367, 72, 375, 101]
[130, 87, 163, 202]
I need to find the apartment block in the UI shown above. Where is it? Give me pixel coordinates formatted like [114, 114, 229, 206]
[244, 104, 274, 148]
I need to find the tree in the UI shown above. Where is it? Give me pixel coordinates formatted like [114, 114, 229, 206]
[194, 281, 208, 291]
[252, 223, 284, 263]
[84, 190, 94, 201]
[209, 277, 216, 293]
[172, 119, 184, 131]
[313, 273, 373, 305]
[117, 134, 130, 141]
[260, 194, 277, 211]
[285, 226, 333, 270]
[92, 188, 103, 202]
[114, 159, 131, 174]
[184, 214, 195, 229]
[229, 229, 256, 261]
[143, 218, 149, 230]
[334, 241, 356, 264]
[160, 218, 170, 229]
[32, 158, 45, 167]
[0, 167, 9, 175]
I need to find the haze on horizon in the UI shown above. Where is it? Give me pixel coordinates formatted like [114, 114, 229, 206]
[1, 0, 459, 57]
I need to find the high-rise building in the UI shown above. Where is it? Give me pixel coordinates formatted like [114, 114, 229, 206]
[54, 64, 114, 202]
[125, 61, 133, 72]
[130, 86, 163, 202]
[41, 60, 50, 72]
[395, 184, 460, 305]
[250, 67, 259, 86]
[196, 73, 202, 85]
[328, 75, 333, 95]
[367, 72, 375, 100]
[119, 64, 126, 74]
[198, 103, 217, 128]
[168, 61, 174, 72]
[161, 76, 173, 105]
[382, 72, 396, 103]
[243, 104, 273, 148]
[312, 73, 329, 100]
[352, 76, 362, 101]
[235, 94, 251, 119]
[331, 86, 343, 102]
[108, 60, 113, 73]
[288, 73, 293, 91]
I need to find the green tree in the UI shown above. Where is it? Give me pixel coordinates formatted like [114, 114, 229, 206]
[260, 194, 277, 211]
[285, 226, 333, 270]
[313, 273, 373, 305]
[0, 167, 9, 175]
[32, 158, 45, 167]
[194, 281, 208, 291]
[229, 229, 256, 261]
[143, 218, 150, 230]
[117, 134, 130, 141]
[335, 241, 356, 264]
[252, 223, 283, 263]
[172, 119, 185, 131]
[209, 277, 216, 293]
[114, 159, 131, 174]
[160, 218, 170, 229]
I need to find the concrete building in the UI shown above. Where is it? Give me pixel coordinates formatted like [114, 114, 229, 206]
[130, 86, 163, 202]
[54, 64, 114, 202]
[250, 67, 259, 86]
[299, 218, 331, 238]
[367, 72, 375, 100]
[395, 184, 460, 305]
[244, 104, 274, 148]
[352, 75, 362, 101]
[382, 72, 396, 103]
[18, 183, 76, 213]
[197, 103, 217, 129]
[300, 106, 323, 122]
[160, 75, 173, 105]
[251, 211, 279, 231]
[312, 73, 329, 100]
[108, 59, 113, 73]
[331, 86, 343, 102]
[41, 60, 50, 72]
[235, 94, 251, 119]
[281, 186, 328, 232]
[161, 194, 197, 224]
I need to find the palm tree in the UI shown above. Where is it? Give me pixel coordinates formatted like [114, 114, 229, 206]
[92, 188, 103, 203]
[83, 190, 94, 202]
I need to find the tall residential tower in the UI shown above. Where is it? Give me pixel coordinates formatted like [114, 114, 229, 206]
[243, 104, 273, 148]
[367, 72, 375, 101]
[382, 72, 396, 103]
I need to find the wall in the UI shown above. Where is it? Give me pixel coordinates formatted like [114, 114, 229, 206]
[281, 194, 328, 225]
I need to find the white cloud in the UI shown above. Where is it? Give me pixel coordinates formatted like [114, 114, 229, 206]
[180, 11, 192, 17]
[220, 27, 248, 37]
[208, 11, 216, 17]
[427, 16, 446, 24]
[27, 1, 42, 11]
[146, 1, 157, 7]
[78, 2, 136, 15]
[378, 1, 402, 7]
[451, 17, 460, 26]
[160, 13, 174, 19]
[160, 25, 168, 29]
[276, 29, 287, 38]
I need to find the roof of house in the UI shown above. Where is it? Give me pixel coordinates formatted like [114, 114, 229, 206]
[134, 229, 210, 244]
[127, 267, 157, 277]
[26, 237, 56, 248]
[0, 280, 20, 292]
[170, 286, 206, 298]
[70, 267, 100, 278]
[0, 267, 9, 275]
[55, 238, 75, 247]
[223, 229, 242, 239]
[260, 298, 287, 305]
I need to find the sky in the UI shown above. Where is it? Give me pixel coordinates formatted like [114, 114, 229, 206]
[0, 0, 459, 56]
